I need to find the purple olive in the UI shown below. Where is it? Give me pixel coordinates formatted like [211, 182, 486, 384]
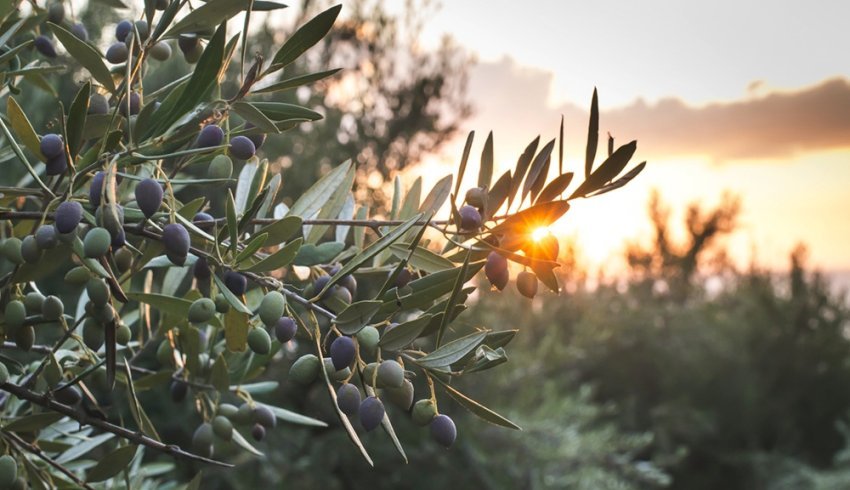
[275, 317, 297, 343]
[336, 383, 361, 416]
[195, 124, 224, 149]
[359, 396, 385, 432]
[430, 414, 457, 448]
[54, 201, 83, 234]
[135, 178, 163, 218]
[329, 336, 356, 371]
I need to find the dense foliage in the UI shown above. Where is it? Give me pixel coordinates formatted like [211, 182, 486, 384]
[0, 1, 646, 488]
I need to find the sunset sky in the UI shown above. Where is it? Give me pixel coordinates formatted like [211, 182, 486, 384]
[389, 0, 850, 276]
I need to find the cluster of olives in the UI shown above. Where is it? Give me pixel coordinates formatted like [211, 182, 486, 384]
[33, 1, 88, 58]
[0, 454, 24, 490]
[191, 401, 278, 457]
[194, 124, 260, 164]
[302, 267, 357, 312]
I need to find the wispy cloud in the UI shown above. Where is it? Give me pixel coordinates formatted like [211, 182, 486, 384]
[469, 57, 850, 163]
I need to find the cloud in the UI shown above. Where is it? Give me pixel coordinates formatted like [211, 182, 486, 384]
[467, 57, 850, 163]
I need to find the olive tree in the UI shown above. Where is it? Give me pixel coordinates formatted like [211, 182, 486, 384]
[0, 1, 645, 487]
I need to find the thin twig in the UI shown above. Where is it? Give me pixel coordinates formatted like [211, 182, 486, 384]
[3, 430, 95, 489]
[0, 381, 233, 468]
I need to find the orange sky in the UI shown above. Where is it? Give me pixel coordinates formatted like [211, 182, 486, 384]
[397, 1, 850, 274]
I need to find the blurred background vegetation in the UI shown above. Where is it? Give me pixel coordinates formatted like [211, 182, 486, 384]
[13, 0, 850, 488]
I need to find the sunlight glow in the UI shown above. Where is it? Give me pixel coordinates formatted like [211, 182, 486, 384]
[531, 226, 551, 242]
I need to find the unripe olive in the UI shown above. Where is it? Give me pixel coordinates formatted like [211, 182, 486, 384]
[411, 399, 437, 426]
[356, 326, 379, 357]
[95, 203, 124, 240]
[195, 124, 224, 149]
[35, 225, 58, 249]
[86, 279, 110, 306]
[516, 270, 538, 299]
[214, 294, 230, 314]
[191, 423, 214, 453]
[83, 228, 111, 258]
[329, 285, 352, 305]
[134, 20, 150, 41]
[105, 42, 128, 64]
[212, 415, 233, 441]
[40, 133, 63, 159]
[362, 362, 379, 386]
[247, 328, 271, 355]
[4, 300, 26, 331]
[218, 403, 238, 418]
[465, 186, 487, 208]
[336, 383, 361, 416]
[116, 323, 132, 345]
[135, 178, 163, 219]
[485, 251, 509, 291]
[188, 298, 216, 324]
[430, 414, 457, 448]
[251, 423, 266, 441]
[377, 359, 404, 389]
[91, 304, 115, 324]
[384, 379, 414, 410]
[274, 316, 297, 343]
[15, 326, 34, 351]
[161, 223, 190, 265]
[88, 95, 109, 115]
[208, 154, 233, 180]
[64, 266, 90, 285]
[224, 270, 247, 295]
[289, 354, 320, 385]
[54, 385, 82, 406]
[24, 292, 45, 314]
[359, 396, 385, 432]
[258, 291, 285, 327]
[323, 358, 351, 382]
[234, 403, 253, 425]
[114, 247, 133, 273]
[156, 339, 173, 366]
[20, 235, 41, 263]
[0, 455, 17, 488]
[42, 295, 64, 321]
[458, 205, 482, 231]
[82, 317, 104, 351]
[34, 36, 56, 58]
[170, 380, 188, 402]
[329, 336, 356, 370]
[54, 201, 83, 234]
[229, 136, 256, 160]
[1, 237, 24, 264]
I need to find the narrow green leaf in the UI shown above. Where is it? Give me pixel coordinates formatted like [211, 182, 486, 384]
[535, 172, 574, 204]
[268, 5, 342, 72]
[318, 214, 425, 298]
[478, 130, 493, 190]
[417, 331, 487, 369]
[210, 353, 230, 392]
[242, 237, 302, 272]
[55, 433, 114, 464]
[231, 429, 264, 456]
[126, 292, 191, 317]
[293, 241, 345, 266]
[507, 136, 539, 209]
[486, 170, 511, 220]
[6, 96, 43, 159]
[398, 177, 422, 220]
[230, 382, 279, 394]
[585, 87, 599, 179]
[164, 0, 251, 37]
[86, 445, 138, 482]
[213, 275, 252, 315]
[452, 131, 474, 200]
[333, 300, 382, 335]
[261, 403, 329, 428]
[226, 190, 238, 254]
[255, 215, 302, 246]
[418, 174, 452, 215]
[234, 232, 268, 264]
[587, 161, 646, 197]
[569, 140, 637, 199]
[433, 376, 521, 430]
[435, 252, 472, 346]
[306, 161, 355, 243]
[223, 308, 250, 352]
[252, 68, 341, 94]
[232, 101, 279, 134]
[4, 412, 64, 432]
[489, 200, 571, 236]
[522, 138, 555, 203]
[388, 243, 453, 272]
[288, 160, 352, 219]
[379, 314, 432, 351]
[49, 22, 115, 93]
[66, 81, 90, 159]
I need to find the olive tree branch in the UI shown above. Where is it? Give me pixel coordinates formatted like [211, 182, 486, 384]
[2, 430, 95, 490]
[0, 381, 233, 468]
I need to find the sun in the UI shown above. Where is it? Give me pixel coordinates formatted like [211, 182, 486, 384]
[531, 226, 551, 242]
